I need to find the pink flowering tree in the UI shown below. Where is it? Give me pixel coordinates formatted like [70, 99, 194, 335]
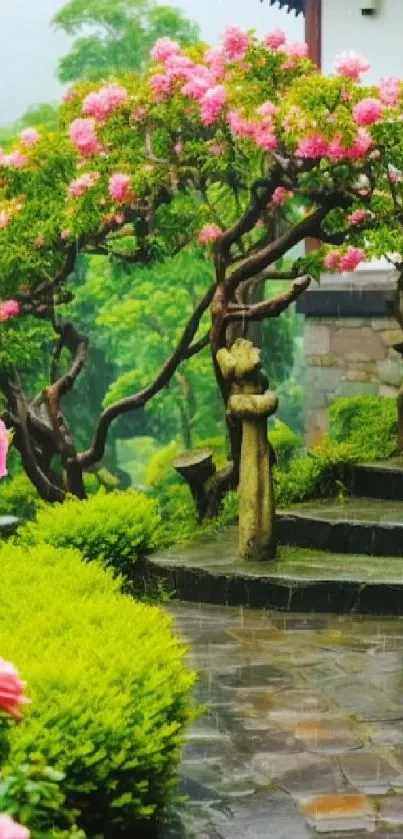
[0, 28, 399, 505]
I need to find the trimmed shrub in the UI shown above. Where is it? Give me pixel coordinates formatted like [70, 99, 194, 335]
[18, 490, 160, 575]
[329, 395, 397, 461]
[0, 543, 194, 837]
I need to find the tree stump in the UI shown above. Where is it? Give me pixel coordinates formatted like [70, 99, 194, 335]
[173, 448, 216, 520]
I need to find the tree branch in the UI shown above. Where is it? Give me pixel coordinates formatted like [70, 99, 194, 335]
[78, 283, 217, 468]
[225, 275, 311, 322]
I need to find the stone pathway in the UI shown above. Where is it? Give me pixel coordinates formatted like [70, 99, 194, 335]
[163, 602, 403, 837]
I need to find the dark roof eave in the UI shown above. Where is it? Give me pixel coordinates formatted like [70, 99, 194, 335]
[268, 0, 304, 15]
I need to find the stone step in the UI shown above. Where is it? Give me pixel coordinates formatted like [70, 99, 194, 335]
[142, 526, 403, 615]
[277, 498, 403, 557]
[348, 461, 403, 500]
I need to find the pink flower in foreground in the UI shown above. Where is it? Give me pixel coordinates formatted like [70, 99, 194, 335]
[222, 26, 249, 62]
[200, 85, 226, 126]
[379, 77, 401, 106]
[254, 124, 278, 151]
[108, 173, 132, 203]
[182, 66, 215, 100]
[271, 187, 293, 206]
[264, 29, 286, 50]
[0, 815, 30, 839]
[165, 53, 194, 80]
[67, 171, 100, 198]
[324, 250, 342, 271]
[0, 658, 29, 717]
[339, 246, 366, 272]
[348, 128, 372, 159]
[0, 210, 9, 229]
[150, 73, 173, 102]
[334, 51, 370, 81]
[82, 84, 128, 122]
[296, 135, 329, 158]
[0, 300, 20, 322]
[19, 127, 39, 147]
[353, 97, 383, 126]
[174, 142, 183, 156]
[150, 37, 181, 63]
[69, 118, 99, 156]
[204, 46, 226, 81]
[348, 209, 370, 226]
[199, 223, 223, 244]
[0, 421, 9, 480]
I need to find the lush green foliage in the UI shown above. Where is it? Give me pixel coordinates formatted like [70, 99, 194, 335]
[269, 419, 302, 468]
[0, 473, 41, 520]
[0, 542, 194, 836]
[19, 490, 160, 573]
[275, 439, 355, 506]
[329, 395, 397, 461]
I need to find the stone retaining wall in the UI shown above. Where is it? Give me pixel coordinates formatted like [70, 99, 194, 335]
[297, 271, 403, 446]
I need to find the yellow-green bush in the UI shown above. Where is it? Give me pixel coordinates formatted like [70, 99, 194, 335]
[0, 543, 194, 837]
[269, 420, 302, 468]
[276, 439, 355, 506]
[329, 395, 397, 461]
[19, 490, 160, 575]
[0, 473, 41, 520]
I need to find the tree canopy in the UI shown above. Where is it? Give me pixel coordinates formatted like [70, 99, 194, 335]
[1, 27, 402, 502]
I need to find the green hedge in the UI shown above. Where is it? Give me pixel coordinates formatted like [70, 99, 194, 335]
[0, 474, 41, 520]
[0, 542, 194, 837]
[18, 490, 160, 575]
[329, 395, 397, 461]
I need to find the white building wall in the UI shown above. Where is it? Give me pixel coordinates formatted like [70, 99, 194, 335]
[322, 0, 403, 82]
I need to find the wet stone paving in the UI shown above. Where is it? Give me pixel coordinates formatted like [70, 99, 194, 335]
[163, 602, 403, 838]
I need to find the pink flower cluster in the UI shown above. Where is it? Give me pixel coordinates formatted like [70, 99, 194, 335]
[150, 73, 173, 102]
[282, 41, 308, 69]
[296, 129, 372, 162]
[379, 77, 401, 106]
[198, 223, 223, 244]
[19, 127, 39, 147]
[0, 657, 29, 718]
[0, 815, 30, 839]
[200, 85, 227, 126]
[264, 29, 286, 50]
[67, 171, 100, 198]
[82, 84, 128, 122]
[150, 37, 181, 63]
[108, 173, 132, 203]
[271, 187, 293, 206]
[0, 300, 20, 322]
[0, 151, 27, 170]
[325, 246, 365, 273]
[334, 51, 370, 81]
[204, 46, 225, 80]
[69, 118, 99, 156]
[227, 110, 256, 139]
[348, 209, 370, 225]
[353, 97, 383, 126]
[227, 101, 278, 151]
[222, 26, 250, 62]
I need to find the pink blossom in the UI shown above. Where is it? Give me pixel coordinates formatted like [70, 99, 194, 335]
[67, 171, 100, 198]
[348, 209, 370, 225]
[222, 26, 249, 62]
[334, 51, 370, 81]
[114, 212, 125, 224]
[182, 66, 215, 100]
[0, 210, 9, 228]
[296, 135, 329, 158]
[174, 142, 183, 155]
[348, 128, 372, 159]
[165, 53, 194, 80]
[150, 37, 181, 63]
[324, 250, 342, 271]
[0, 815, 30, 839]
[82, 84, 128, 122]
[200, 86, 226, 126]
[254, 124, 278, 151]
[69, 118, 99, 156]
[108, 173, 132, 203]
[264, 29, 287, 50]
[19, 127, 39, 147]
[327, 136, 348, 162]
[131, 107, 147, 122]
[227, 109, 256, 138]
[271, 187, 293, 206]
[199, 223, 223, 244]
[2, 152, 27, 169]
[60, 229, 70, 240]
[150, 73, 173, 102]
[353, 97, 383, 126]
[204, 47, 226, 81]
[208, 142, 225, 155]
[0, 300, 20, 322]
[257, 101, 278, 121]
[0, 660, 29, 720]
[282, 41, 308, 68]
[379, 77, 401, 106]
[339, 246, 366, 272]
[0, 421, 10, 481]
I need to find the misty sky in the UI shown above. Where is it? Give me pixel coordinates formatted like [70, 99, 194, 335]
[0, 0, 302, 125]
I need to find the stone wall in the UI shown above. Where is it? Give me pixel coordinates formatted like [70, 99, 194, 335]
[297, 270, 403, 446]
